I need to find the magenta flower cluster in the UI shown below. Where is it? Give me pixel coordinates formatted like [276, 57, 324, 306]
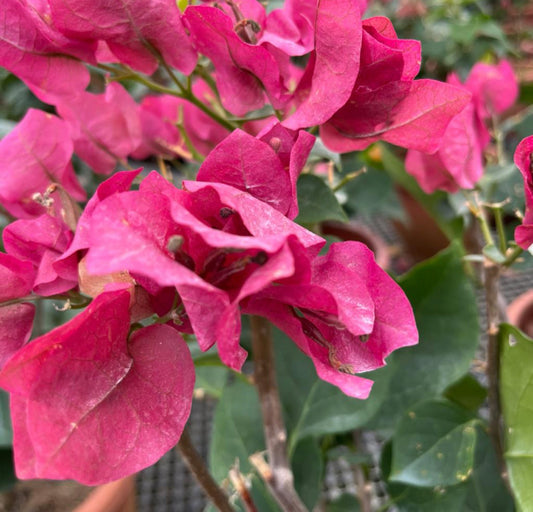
[0, 0, 528, 487]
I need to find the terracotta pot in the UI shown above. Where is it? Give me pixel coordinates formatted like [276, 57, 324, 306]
[320, 220, 390, 269]
[507, 290, 533, 338]
[392, 187, 450, 263]
[73, 476, 136, 512]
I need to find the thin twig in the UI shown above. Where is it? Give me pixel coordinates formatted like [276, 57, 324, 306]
[228, 465, 258, 512]
[250, 316, 308, 512]
[176, 427, 234, 512]
[483, 261, 510, 488]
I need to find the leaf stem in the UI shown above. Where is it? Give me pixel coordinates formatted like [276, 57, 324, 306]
[176, 427, 234, 512]
[249, 316, 308, 512]
[493, 206, 507, 254]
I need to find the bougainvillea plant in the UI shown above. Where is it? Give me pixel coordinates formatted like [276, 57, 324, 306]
[0, 0, 532, 510]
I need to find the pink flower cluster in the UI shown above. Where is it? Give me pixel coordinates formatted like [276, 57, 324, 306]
[405, 61, 519, 193]
[0, 0, 491, 485]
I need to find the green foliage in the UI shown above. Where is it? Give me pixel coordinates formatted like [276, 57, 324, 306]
[364, 243, 480, 434]
[390, 400, 478, 487]
[444, 374, 487, 412]
[501, 323, 533, 512]
[295, 174, 348, 224]
[385, 416, 514, 511]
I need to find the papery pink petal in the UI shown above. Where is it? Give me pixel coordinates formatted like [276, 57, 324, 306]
[243, 298, 374, 398]
[48, 0, 196, 74]
[0, 304, 35, 370]
[283, 0, 362, 129]
[184, 5, 286, 116]
[324, 242, 418, 356]
[259, 0, 316, 56]
[56, 83, 142, 175]
[196, 129, 293, 216]
[182, 181, 325, 254]
[405, 101, 484, 193]
[3, 214, 77, 295]
[0, 291, 194, 484]
[63, 169, 141, 261]
[0, 254, 36, 302]
[0, 109, 85, 218]
[321, 79, 471, 153]
[131, 95, 185, 160]
[82, 188, 233, 357]
[257, 122, 315, 219]
[465, 60, 518, 119]
[0, 0, 92, 103]
[357, 17, 421, 89]
[514, 136, 533, 250]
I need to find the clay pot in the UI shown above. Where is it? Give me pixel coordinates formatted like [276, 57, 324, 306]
[73, 476, 136, 512]
[507, 290, 533, 338]
[320, 220, 390, 269]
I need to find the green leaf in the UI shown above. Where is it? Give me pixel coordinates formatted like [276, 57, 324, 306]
[194, 366, 229, 398]
[390, 400, 477, 487]
[444, 374, 487, 412]
[326, 494, 361, 512]
[291, 438, 323, 510]
[209, 380, 264, 483]
[295, 174, 347, 224]
[364, 243, 479, 434]
[272, 328, 390, 449]
[501, 323, 533, 511]
[385, 425, 514, 511]
[0, 391, 12, 448]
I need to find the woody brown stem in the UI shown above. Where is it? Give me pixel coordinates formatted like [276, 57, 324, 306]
[176, 428, 234, 512]
[250, 316, 308, 512]
[484, 261, 510, 488]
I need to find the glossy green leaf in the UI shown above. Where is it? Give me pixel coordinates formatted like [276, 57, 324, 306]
[295, 174, 347, 224]
[385, 425, 514, 511]
[501, 323, 533, 511]
[291, 437, 323, 510]
[209, 380, 264, 483]
[364, 243, 479, 434]
[444, 374, 487, 412]
[390, 400, 477, 487]
[194, 366, 229, 398]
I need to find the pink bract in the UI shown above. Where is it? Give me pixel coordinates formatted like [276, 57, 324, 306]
[3, 214, 78, 296]
[282, 0, 362, 129]
[55, 83, 142, 175]
[244, 241, 418, 398]
[0, 304, 35, 370]
[47, 0, 196, 75]
[514, 136, 533, 251]
[196, 124, 314, 218]
[0, 290, 195, 485]
[405, 99, 483, 193]
[465, 60, 518, 120]
[0, 109, 85, 218]
[0, 0, 93, 103]
[184, 5, 287, 116]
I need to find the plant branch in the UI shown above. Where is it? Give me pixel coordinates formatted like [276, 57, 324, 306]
[176, 427, 234, 512]
[250, 315, 308, 512]
[483, 261, 509, 488]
